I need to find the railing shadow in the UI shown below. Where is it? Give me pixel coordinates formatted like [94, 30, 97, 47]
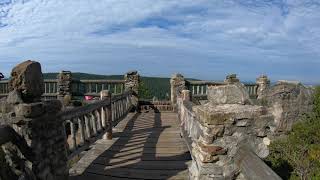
[70, 110, 191, 179]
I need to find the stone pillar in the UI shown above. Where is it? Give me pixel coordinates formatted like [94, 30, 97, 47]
[181, 89, 191, 101]
[1, 60, 68, 180]
[57, 71, 72, 106]
[256, 75, 270, 100]
[124, 71, 140, 111]
[224, 74, 240, 84]
[100, 90, 112, 139]
[170, 74, 185, 111]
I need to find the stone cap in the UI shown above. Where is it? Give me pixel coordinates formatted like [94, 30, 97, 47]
[193, 103, 266, 126]
[125, 70, 138, 76]
[277, 80, 301, 85]
[224, 74, 240, 84]
[207, 84, 250, 105]
[9, 60, 44, 102]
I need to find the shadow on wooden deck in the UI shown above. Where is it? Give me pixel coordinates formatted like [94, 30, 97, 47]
[70, 112, 191, 180]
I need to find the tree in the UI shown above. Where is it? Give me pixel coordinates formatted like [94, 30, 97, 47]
[138, 81, 152, 100]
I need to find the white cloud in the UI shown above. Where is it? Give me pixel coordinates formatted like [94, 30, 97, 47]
[0, 0, 319, 84]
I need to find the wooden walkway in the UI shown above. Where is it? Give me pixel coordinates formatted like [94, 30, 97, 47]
[70, 112, 191, 180]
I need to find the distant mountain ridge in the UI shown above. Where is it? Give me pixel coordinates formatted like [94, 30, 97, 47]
[43, 73, 171, 100]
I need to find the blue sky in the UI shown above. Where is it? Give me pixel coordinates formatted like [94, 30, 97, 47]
[0, 0, 319, 84]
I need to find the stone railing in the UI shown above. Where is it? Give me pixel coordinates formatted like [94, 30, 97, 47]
[0, 77, 126, 100]
[0, 79, 60, 99]
[186, 80, 258, 100]
[59, 90, 132, 159]
[0, 80, 9, 98]
[72, 79, 125, 97]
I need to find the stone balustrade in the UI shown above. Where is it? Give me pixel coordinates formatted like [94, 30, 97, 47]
[0, 60, 137, 180]
[180, 75, 260, 103]
[0, 75, 126, 100]
[59, 90, 133, 158]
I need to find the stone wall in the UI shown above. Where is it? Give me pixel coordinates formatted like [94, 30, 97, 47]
[0, 60, 68, 180]
[190, 83, 273, 179]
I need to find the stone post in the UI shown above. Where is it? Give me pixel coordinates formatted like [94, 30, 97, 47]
[100, 90, 113, 140]
[256, 75, 270, 100]
[224, 74, 240, 84]
[1, 60, 68, 180]
[57, 71, 72, 106]
[170, 74, 185, 111]
[181, 89, 191, 101]
[124, 71, 140, 111]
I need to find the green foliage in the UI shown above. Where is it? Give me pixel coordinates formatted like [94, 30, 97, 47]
[267, 86, 320, 180]
[138, 81, 152, 100]
[313, 86, 320, 117]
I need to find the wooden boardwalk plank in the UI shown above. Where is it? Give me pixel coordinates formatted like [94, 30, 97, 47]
[70, 112, 191, 180]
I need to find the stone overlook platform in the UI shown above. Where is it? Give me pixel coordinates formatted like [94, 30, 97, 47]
[0, 60, 314, 180]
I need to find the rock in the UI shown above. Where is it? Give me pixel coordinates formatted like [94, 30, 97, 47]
[14, 102, 44, 118]
[6, 90, 23, 104]
[207, 84, 251, 105]
[9, 60, 44, 102]
[267, 80, 314, 132]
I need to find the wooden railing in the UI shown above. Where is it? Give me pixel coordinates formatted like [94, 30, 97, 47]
[186, 80, 259, 100]
[58, 90, 132, 159]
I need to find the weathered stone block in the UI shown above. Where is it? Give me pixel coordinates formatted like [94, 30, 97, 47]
[14, 103, 44, 118]
[207, 84, 250, 105]
[9, 60, 44, 102]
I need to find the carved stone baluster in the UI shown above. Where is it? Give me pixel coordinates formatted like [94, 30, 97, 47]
[96, 110, 102, 132]
[101, 106, 106, 129]
[88, 83, 92, 93]
[70, 120, 77, 151]
[78, 116, 85, 145]
[106, 103, 113, 139]
[84, 114, 91, 138]
[91, 112, 97, 136]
